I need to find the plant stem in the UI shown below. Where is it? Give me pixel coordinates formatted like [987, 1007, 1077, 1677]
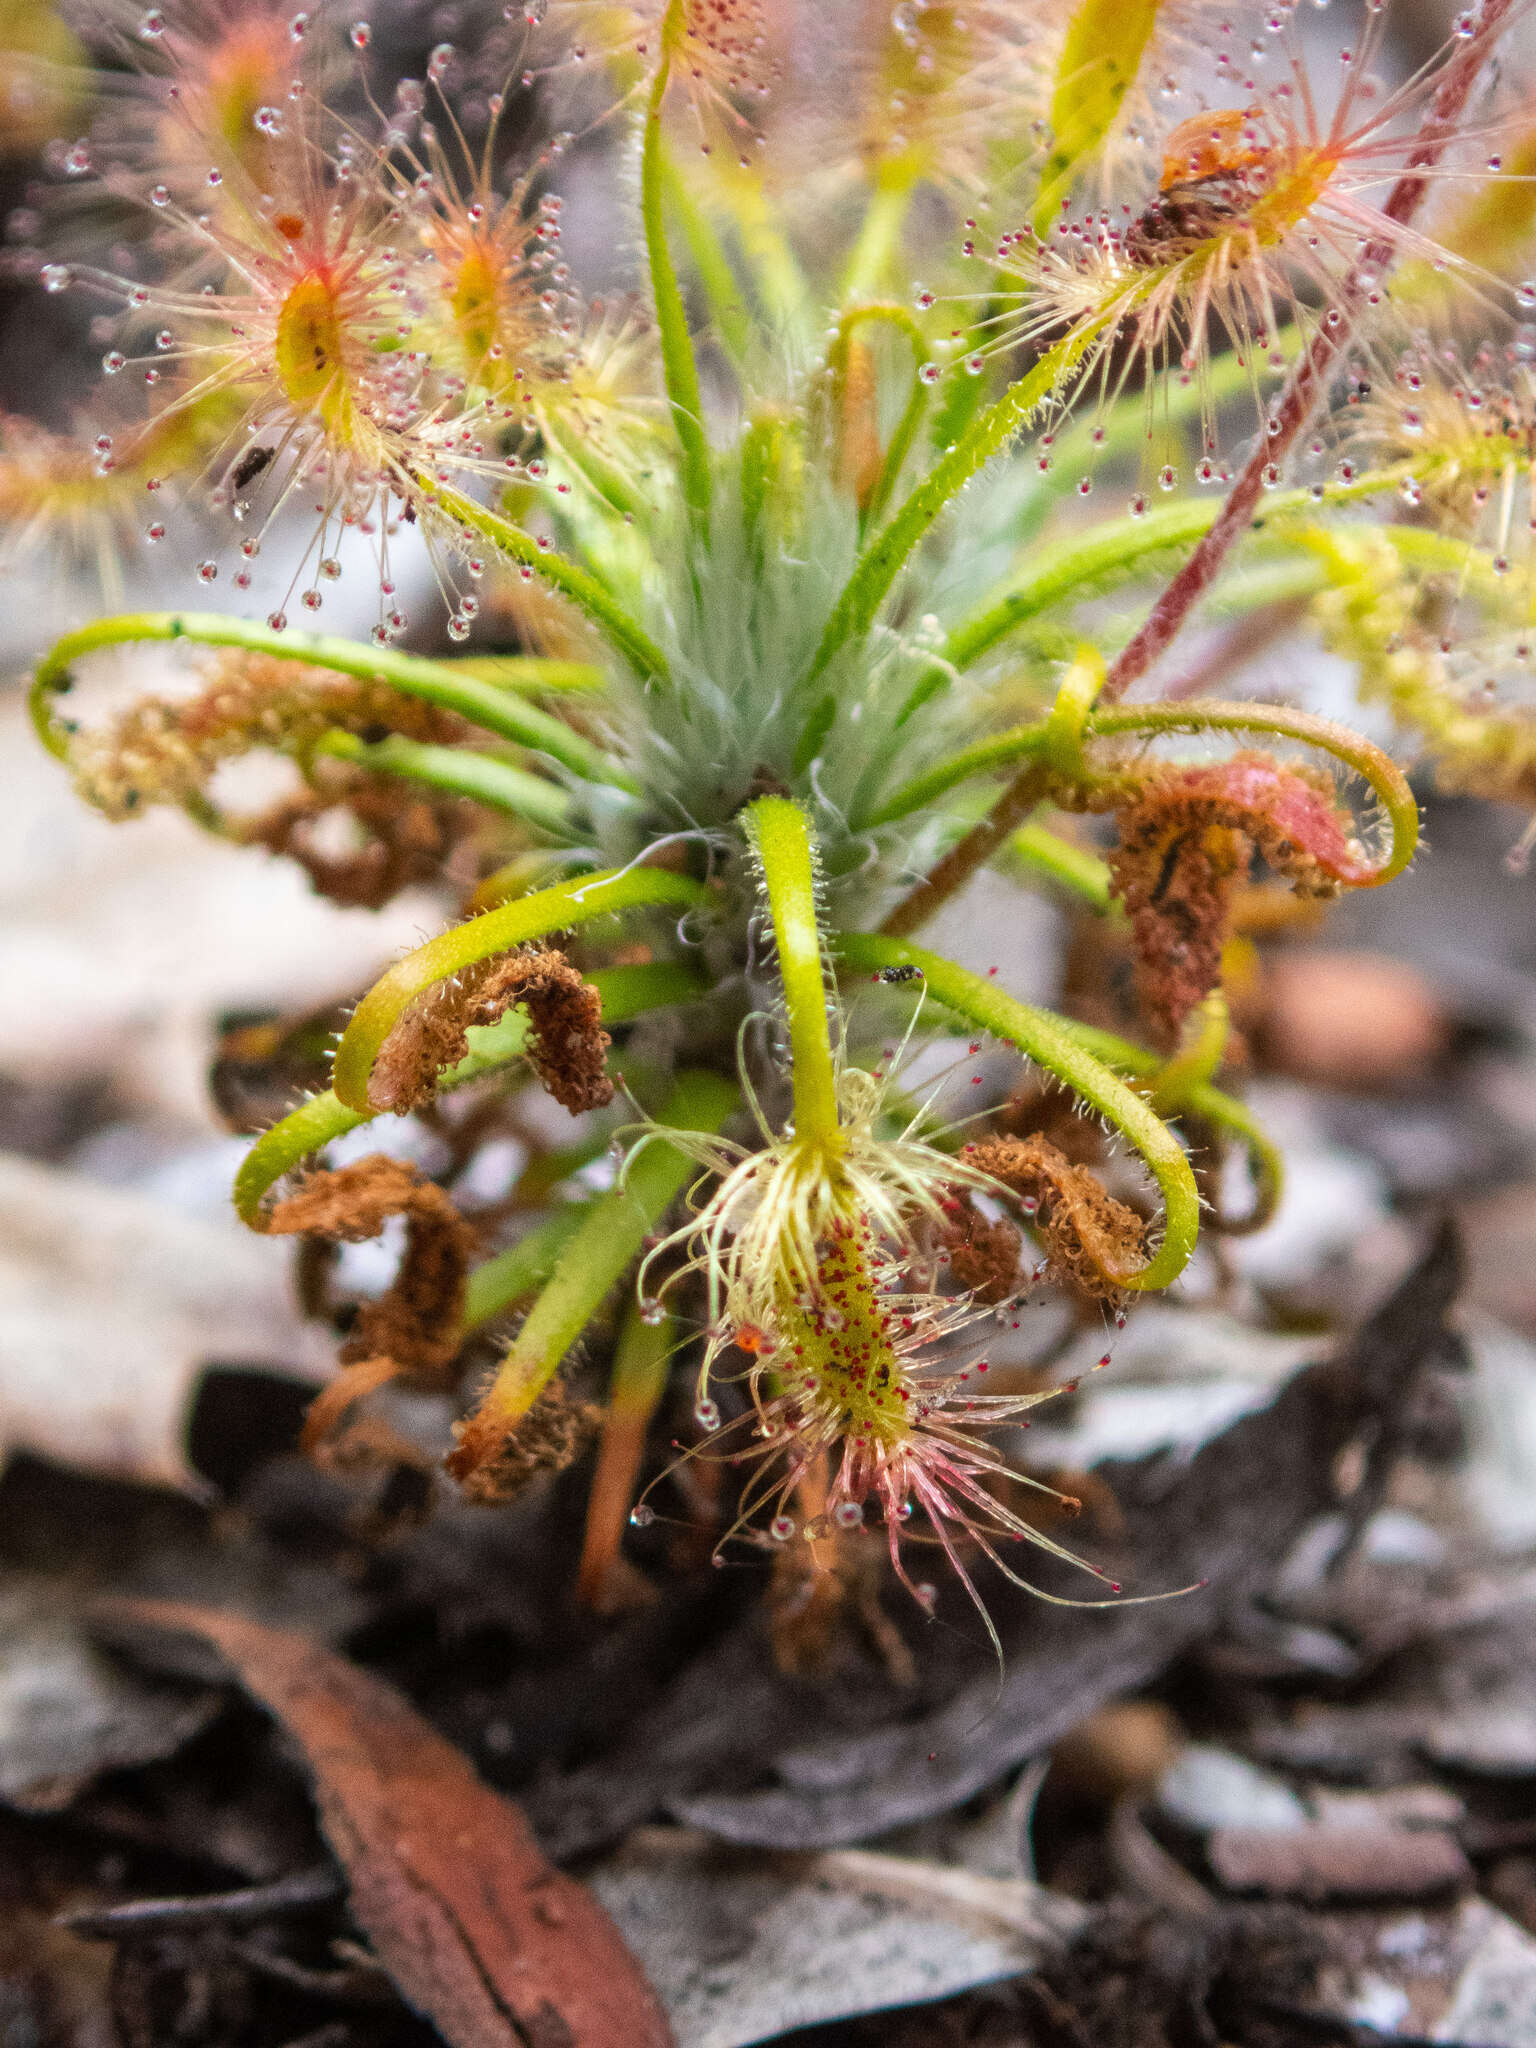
[312, 731, 578, 838]
[743, 796, 840, 1150]
[31, 611, 632, 787]
[1037, 1012, 1283, 1235]
[234, 1091, 370, 1226]
[417, 479, 672, 685]
[463, 1204, 594, 1330]
[642, 9, 713, 531]
[946, 463, 1421, 675]
[825, 304, 932, 530]
[715, 172, 812, 332]
[1147, 992, 1229, 1113]
[576, 1297, 675, 1608]
[803, 316, 1111, 689]
[539, 415, 648, 521]
[447, 1071, 737, 1481]
[878, 762, 1055, 938]
[740, 409, 790, 563]
[840, 165, 917, 302]
[1096, 0, 1517, 705]
[833, 934, 1201, 1290]
[1007, 819, 1114, 912]
[661, 147, 753, 370]
[876, 645, 1102, 932]
[332, 867, 711, 1111]
[433, 654, 608, 695]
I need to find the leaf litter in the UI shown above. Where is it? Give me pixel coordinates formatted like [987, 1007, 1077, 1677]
[95, 1597, 674, 2048]
[0, 1216, 1495, 2046]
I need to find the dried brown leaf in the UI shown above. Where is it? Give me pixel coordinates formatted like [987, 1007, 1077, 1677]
[243, 768, 472, 912]
[965, 1133, 1146, 1301]
[372, 946, 613, 1118]
[265, 1156, 475, 1462]
[96, 1598, 674, 2048]
[267, 1157, 472, 1380]
[451, 1379, 600, 1504]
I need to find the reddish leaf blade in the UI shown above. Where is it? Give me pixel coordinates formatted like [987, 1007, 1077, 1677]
[101, 1598, 674, 2048]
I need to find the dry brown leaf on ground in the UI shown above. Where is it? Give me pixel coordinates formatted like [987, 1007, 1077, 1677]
[96, 1597, 674, 2048]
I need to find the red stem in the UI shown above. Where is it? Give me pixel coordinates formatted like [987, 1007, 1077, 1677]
[1096, 0, 1517, 706]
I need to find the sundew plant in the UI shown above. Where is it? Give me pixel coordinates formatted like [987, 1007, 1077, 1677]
[19, 0, 1536, 1641]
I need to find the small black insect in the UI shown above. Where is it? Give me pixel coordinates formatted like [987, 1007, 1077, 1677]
[230, 445, 274, 492]
[877, 964, 923, 984]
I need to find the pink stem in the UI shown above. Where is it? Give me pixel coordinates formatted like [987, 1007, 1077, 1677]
[1097, 0, 1517, 706]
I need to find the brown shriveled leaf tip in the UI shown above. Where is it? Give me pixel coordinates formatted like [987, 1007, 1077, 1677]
[243, 770, 472, 912]
[94, 1598, 674, 2048]
[267, 1156, 475, 1459]
[68, 654, 454, 827]
[1102, 751, 1370, 1044]
[447, 1379, 599, 1502]
[266, 1153, 427, 1242]
[966, 1134, 1145, 1301]
[371, 945, 613, 1119]
[935, 1198, 1024, 1304]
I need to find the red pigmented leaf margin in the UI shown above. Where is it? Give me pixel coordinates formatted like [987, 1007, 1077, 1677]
[96, 1598, 674, 2048]
[1105, 751, 1372, 1043]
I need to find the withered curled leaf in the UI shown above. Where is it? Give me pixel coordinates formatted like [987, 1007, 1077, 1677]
[264, 1155, 474, 1457]
[372, 944, 613, 1117]
[1104, 752, 1372, 1043]
[451, 1377, 600, 1505]
[243, 766, 473, 911]
[966, 1133, 1146, 1301]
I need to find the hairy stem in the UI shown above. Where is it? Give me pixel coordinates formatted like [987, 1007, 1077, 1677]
[840, 165, 917, 302]
[642, 10, 713, 530]
[834, 935, 1201, 1290]
[312, 731, 578, 838]
[877, 648, 1104, 935]
[447, 1071, 736, 1480]
[825, 304, 933, 530]
[873, 695, 1419, 934]
[743, 796, 840, 1151]
[1007, 819, 1114, 912]
[880, 764, 1055, 939]
[576, 1297, 675, 1607]
[417, 479, 673, 685]
[464, 1204, 595, 1331]
[803, 315, 1112, 689]
[427, 654, 609, 695]
[946, 463, 1422, 675]
[31, 611, 631, 788]
[661, 146, 753, 370]
[1045, 1014, 1283, 1236]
